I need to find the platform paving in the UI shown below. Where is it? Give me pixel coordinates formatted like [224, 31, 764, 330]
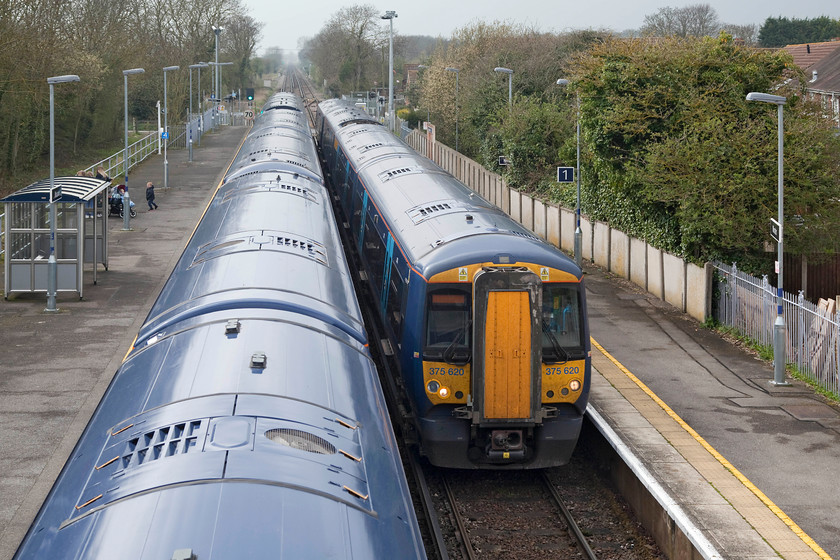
[0, 124, 247, 560]
[585, 266, 838, 559]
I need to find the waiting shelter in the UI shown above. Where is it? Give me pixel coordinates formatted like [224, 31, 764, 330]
[2, 175, 111, 299]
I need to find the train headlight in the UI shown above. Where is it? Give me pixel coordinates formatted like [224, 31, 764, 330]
[569, 379, 581, 391]
[439, 386, 450, 399]
[427, 380, 440, 394]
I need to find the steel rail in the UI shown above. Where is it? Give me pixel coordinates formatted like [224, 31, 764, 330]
[541, 472, 598, 559]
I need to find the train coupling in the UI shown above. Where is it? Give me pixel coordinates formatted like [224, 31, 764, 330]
[485, 429, 526, 461]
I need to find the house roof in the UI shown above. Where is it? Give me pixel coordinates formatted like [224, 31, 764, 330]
[807, 51, 840, 93]
[784, 40, 840, 70]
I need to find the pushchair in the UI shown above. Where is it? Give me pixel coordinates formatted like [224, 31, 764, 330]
[108, 193, 137, 218]
[108, 186, 137, 218]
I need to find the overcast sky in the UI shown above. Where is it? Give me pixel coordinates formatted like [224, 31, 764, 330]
[240, 0, 838, 54]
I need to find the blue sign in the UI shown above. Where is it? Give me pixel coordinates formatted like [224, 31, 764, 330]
[557, 166, 575, 183]
[161, 131, 169, 139]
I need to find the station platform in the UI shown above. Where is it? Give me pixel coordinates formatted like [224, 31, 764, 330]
[585, 267, 837, 559]
[0, 124, 247, 560]
[0, 121, 837, 560]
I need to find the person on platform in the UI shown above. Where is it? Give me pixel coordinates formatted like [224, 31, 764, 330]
[145, 181, 158, 211]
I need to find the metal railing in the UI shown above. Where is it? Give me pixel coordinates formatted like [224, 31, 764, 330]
[80, 131, 159, 180]
[1, 105, 237, 259]
[713, 261, 840, 395]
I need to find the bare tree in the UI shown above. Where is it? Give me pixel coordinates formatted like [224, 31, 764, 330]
[641, 4, 721, 38]
[303, 4, 388, 93]
[722, 23, 758, 45]
[223, 12, 263, 95]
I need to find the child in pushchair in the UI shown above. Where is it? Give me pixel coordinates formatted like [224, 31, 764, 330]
[108, 185, 137, 218]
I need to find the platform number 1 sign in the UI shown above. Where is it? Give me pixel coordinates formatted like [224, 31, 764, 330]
[557, 167, 574, 183]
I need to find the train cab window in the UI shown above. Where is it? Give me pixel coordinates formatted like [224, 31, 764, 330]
[424, 288, 471, 365]
[541, 285, 584, 363]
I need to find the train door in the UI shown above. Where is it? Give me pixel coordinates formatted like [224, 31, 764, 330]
[472, 267, 541, 423]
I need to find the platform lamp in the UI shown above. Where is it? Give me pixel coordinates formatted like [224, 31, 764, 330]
[746, 91, 790, 387]
[381, 10, 397, 133]
[122, 68, 144, 230]
[212, 25, 223, 101]
[209, 62, 234, 103]
[556, 78, 581, 267]
[192, 63, 209, 146]
[445, 67, 459, 152]
[494, 67, 513, 109]
[46, 74, 80, 312]
[163, 65, 179, 190]
[188, 63, 204, 161]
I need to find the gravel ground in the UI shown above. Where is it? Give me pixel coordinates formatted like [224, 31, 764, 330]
[419, 440, 666, 560]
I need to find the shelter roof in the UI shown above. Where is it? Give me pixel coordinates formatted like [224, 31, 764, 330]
[1, 176, 111, 203]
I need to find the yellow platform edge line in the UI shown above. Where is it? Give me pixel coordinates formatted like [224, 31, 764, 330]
[590, 337, 831, 560]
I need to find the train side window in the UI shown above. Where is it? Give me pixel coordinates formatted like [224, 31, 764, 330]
[541, 284, 584, 362]
[387, 261, 405, 339]
[424, 287, 471, 364]
[351, 185, 364, 236]
[364, 215, 384, 291]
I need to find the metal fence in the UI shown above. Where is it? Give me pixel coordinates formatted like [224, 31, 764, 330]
[713, 261, 840, 395]
[81, 131, 159, 179]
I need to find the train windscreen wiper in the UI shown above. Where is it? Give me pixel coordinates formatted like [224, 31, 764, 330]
[443, 323, 471, 365]
[542, 321, 569, 365]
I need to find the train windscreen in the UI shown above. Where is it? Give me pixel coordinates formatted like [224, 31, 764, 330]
[541, 284, 585, 362]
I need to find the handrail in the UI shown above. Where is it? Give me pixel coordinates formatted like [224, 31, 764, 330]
[2, 106, 237, 261]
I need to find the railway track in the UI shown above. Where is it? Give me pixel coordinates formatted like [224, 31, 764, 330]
[425, 468, 598, 560]
[281, 67, 319, 127]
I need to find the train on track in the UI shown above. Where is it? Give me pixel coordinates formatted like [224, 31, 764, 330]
[14, 92, 426, 559]
[316, 99, 591, 469]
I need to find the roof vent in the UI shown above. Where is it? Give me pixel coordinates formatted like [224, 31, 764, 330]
[811, 70, 819, 82]
[225, 319, 241, 335]
[265, 428, 337, 454]
[251, 352, 267, 369]
[171, 549, 195, 560]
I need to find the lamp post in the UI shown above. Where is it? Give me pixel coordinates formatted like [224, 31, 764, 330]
[188, 63, 207, 159]
[212, 25, 224, 131]
[381, 10, 397, 133]
[212, 25, 223, 101]
[209, 61, 234, 127]
[46, 74, 80, 312]
[494, 67, 513, 108]
[122, 68, 144, 230]
[446, 67, 459, 152]
[162, 65, 179, 190]
[195, 62, 208, 144]
[556, 78, 582, 267]
[746, 91, 790, 387]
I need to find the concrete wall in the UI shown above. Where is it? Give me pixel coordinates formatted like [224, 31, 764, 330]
[404, 130, 711, 322]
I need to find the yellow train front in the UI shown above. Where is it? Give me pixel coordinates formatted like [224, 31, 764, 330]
[317, 100, 590, 469]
